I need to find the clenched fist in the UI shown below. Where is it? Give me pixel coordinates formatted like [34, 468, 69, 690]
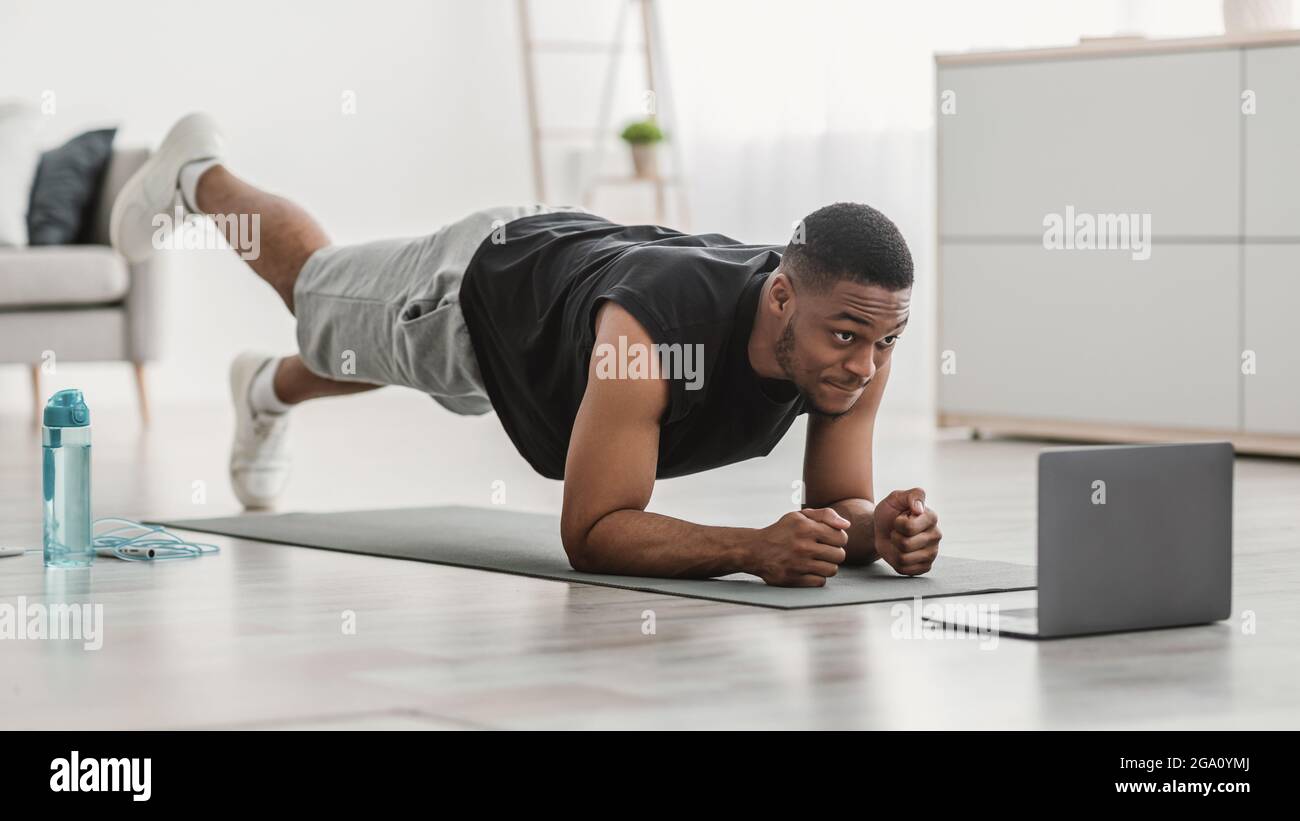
[749, 507, 850, 587]
[872, 488, 941, 576]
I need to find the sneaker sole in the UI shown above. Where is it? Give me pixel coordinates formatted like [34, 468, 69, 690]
[110, 113, 223, 262]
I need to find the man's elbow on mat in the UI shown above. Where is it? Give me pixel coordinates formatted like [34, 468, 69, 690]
[560, 508, 635, 573]
[560, 513, 599, 573]
[563, 542, 596, 573]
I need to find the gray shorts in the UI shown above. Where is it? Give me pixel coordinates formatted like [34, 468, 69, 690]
[294, 204, 587, 415]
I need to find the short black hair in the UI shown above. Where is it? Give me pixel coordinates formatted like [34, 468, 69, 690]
[781, 202, 913, 293]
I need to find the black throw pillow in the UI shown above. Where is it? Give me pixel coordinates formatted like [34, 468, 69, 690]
[26, 127, 117, 245]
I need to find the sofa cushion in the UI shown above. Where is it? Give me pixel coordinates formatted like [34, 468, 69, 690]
[27, 127, 118, 245]
[0, 245, 129, 308]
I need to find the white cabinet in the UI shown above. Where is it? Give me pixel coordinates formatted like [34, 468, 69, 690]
[1244, 246, 1300, 434]
[1245, 45, 1300, 237]
[939, 244, 1240, 430]
[938, 36, 1300, 453]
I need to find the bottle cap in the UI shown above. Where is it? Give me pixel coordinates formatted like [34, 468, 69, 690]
[44, 389, 90, 428]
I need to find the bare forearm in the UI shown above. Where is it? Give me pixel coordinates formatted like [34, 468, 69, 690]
[574, 509, 753, 579]
[827, 497, 879, 565]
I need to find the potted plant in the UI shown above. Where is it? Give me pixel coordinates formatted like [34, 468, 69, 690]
[620, 119, 664, 179]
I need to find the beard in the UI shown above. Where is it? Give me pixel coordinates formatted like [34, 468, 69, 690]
[774, 314, 855, 421]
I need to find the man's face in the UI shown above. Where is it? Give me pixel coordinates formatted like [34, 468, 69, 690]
[774, 279, 911, 417]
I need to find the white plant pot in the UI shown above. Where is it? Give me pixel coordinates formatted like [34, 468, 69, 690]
[629, 143, 659, 179]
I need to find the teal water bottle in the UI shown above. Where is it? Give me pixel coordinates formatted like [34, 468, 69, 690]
[43, 389, 93, 568]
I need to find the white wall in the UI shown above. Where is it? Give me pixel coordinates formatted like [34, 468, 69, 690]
[0, 0, 537, 411]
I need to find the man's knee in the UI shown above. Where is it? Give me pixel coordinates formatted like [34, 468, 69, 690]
[276, 240, 326, 314]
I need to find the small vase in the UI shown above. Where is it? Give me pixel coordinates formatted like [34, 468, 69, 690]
[630, 143, 659, 179]
[1223, 0, 1293, 33]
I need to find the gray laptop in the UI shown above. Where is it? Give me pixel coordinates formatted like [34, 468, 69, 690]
[927, 442, 1233, 639]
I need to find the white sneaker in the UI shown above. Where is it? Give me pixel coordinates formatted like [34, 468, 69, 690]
[110, 112, 225, 263]
[229, 353, 291, 510]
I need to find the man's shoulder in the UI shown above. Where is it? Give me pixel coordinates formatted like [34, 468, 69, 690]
[585, 301, 672, 423]
[611, 243, 779, 328]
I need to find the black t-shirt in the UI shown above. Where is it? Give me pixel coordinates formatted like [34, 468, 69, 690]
[458, 212, 806, 480]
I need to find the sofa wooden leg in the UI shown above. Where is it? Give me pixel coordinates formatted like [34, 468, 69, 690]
[30, 364, 41, 431]
[132, 362, 151, 427]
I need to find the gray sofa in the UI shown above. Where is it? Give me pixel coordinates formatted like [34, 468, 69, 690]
[0, 148, 167, 426]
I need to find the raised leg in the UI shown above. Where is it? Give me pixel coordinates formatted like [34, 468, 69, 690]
[193, 165, 329, 314]
[193, 165, 380, 405]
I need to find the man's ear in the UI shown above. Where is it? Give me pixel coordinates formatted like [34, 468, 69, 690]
[768, 270, 795, 313]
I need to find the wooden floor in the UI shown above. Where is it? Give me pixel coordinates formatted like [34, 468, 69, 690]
[2, 389, 1298, 730]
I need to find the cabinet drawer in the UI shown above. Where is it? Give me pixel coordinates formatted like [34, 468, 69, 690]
[938, 50, 1240, 239]
[938, 243, 1240, 429]
[1245, 45, 1300, 237]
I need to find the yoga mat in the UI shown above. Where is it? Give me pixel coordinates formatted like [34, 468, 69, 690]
[155, 506, 1036, 610]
